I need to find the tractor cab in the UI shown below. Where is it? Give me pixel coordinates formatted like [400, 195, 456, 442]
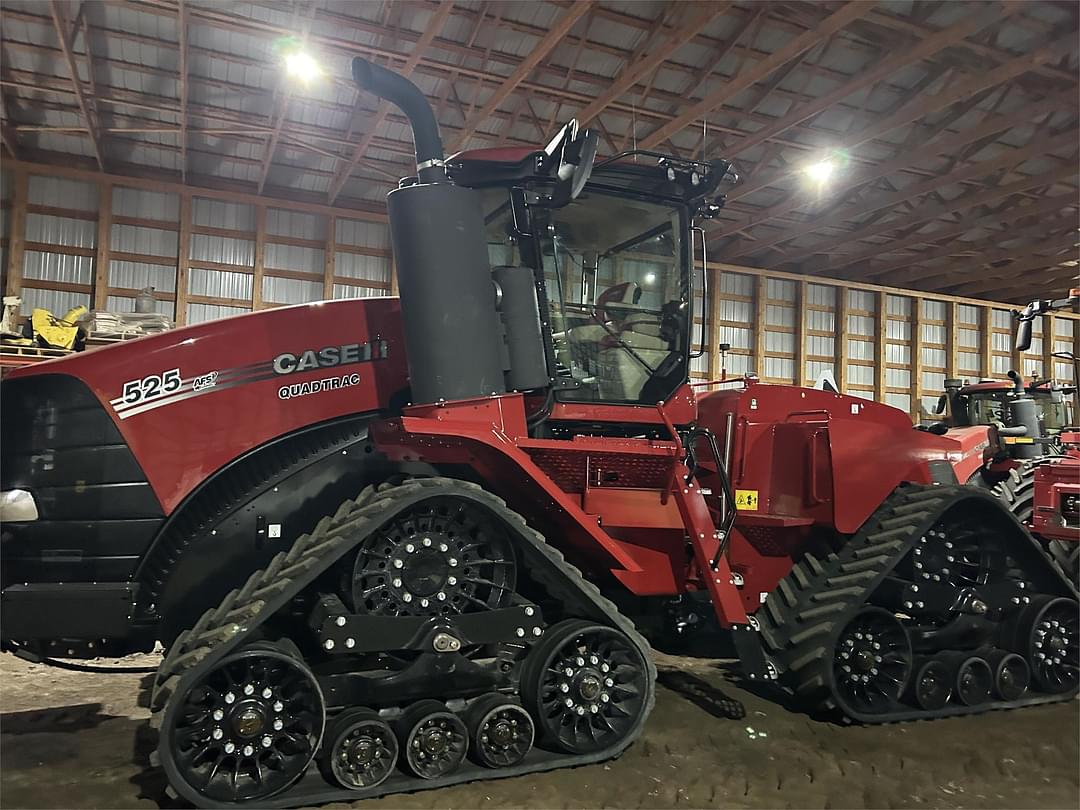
[449, 145, 733, 408]
[939, 377, 1074, 437]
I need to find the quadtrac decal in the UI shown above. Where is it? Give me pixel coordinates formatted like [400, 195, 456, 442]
[109, 340, 388, 420]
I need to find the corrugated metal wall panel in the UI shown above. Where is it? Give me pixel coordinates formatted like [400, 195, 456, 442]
[264, 243, 324, 273]
[806, 361, 834, 380]
[957, 327, 979, 348]
[923, 300, 947, 320]
[922, 323, 946, 343]
[718, 271, 753, 296]
[807, 335, 834, 356]
[112, 187, 180, 221]
[192, 197, 256, 230]
[885, 320, 910, 340]
[25, 213, 97, 248]
[266, 208, 323, 239]
[190, 233, 255, 266]
[336, 217, 389, 249]
[765, 304, 794, 327]
[336, 253, 393, 285]
[886, 294, 911, 316]
[718, 299, 752, 322]
[991, 309, 1012, 328]
[19, 287, 91, 315]
[764, 357, 794, 379]
[111, 223, 179, 258]
[187, 303, 251, 324]
[105, 295, 174, 315]
[109, 259, 177, 292]
[807, 310, 834, 331]
[333, 284, 386, 299]
[23, 250, 94, 284]
[885, 344, 911, 364]
[848, 314, 875, 335]
[806, 284, 834, 307]
[717, 325, 752, 350]
[885, 393, 911, 411]
[262, 276, 323, 304]
[27, 175, 97, 210]
[764, 331, 794, 353]
[886, 368, 911, 388]
[959, 351, 980, 371]
[189, 267, 253, 299]
[766, 278, 795, 302]
[957, 304, 979, 325]
[848, 289, 876, 311]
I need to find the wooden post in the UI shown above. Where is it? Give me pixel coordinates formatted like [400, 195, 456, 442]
[754, 275, 767, 376]
[4, 168, 27, 297]
[709, 267, 722, 380]
[1042, 313, 1055, 380]
[911, 296, 923, 422]
[836, 286, 849, 392]
[874, 290, 887, 402]
[794, 279, 807, 386]
[175, 193, 192, 325]
[323, 215, 336, 300]
[251, 204, 266, 310]
[946, 301, 959, 380]
[93, 181, 112, 310]
[980, 304, 993, 379]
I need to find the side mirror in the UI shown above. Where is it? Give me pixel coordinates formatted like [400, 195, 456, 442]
[542, 120, 598, 208]
[1015, 318, 1033, 352]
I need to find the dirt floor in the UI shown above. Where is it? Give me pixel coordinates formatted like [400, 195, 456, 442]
[1, 650, 1077, 810]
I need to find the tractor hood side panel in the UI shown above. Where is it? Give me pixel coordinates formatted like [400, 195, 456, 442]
[4, 298, 408, 513]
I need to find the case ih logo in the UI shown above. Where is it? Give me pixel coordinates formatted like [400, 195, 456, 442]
[111, 340, 388, 420]
[272, 341, 388, 375]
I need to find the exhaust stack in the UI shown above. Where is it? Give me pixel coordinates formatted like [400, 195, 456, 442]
[351, 58, 506, 405]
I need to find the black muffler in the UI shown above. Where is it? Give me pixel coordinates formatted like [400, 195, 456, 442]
[352, 58, 506, 405]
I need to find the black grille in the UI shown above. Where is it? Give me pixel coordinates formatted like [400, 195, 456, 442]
[1, 374, 164, 585]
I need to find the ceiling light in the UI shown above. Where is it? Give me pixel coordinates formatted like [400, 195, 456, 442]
[644, 272, 657, 284]
[804, 159, 835, 185]
[285, 50, 321, 82]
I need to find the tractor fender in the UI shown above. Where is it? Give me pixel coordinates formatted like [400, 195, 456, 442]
[137, 413, 435, 644]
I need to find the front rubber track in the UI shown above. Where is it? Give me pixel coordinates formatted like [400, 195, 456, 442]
[757, 483, 1078, 724]
[145, 477, 656, 808]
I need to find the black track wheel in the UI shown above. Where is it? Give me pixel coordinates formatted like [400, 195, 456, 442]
[318, 708, 398, 790]
[161, 644, 325, 805]
[521, 619, 649, 755]
[467, 694, 534, 768]
[830, 607, 912, 716]
[906, 657, 952, 711]
[986, 651, 1030, 701]
[1003, 595, 1079, 694]
[397, 700, 468, 779]
[948, 655, 993, 706]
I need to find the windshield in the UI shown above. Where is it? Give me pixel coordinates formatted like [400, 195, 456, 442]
[482, 186, 689, 405]
[966, 392, 1071, 435]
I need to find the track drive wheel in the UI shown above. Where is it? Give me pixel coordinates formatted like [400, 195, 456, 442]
[521, 619, 649, 755]
[830, 607, 912, 716]
[467, 694, 534, 768]
[950, 655, 993, 706]
[398, 700, 468, 779]
[1004, 595, 1079, 694]
[318, 708, 398, 790]
[161, 643, 325, 805]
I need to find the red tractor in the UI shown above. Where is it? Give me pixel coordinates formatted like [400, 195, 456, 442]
[1, 61, 1076, 808]
[992, 293, 1080, 584]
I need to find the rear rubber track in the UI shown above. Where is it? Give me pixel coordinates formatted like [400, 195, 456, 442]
[757, 483, 1078, 723]
[143, 476, 656, 808]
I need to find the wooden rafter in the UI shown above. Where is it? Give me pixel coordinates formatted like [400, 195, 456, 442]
[727, 31, 1078, 209]
[446, 1, 590, 153]
[897, 230, 1080, 287]
[177, 0, 188, 182]
[778, 162, 1079, 271]
[572, 3, 730, 129]
[721, 3, 1013, 160]
[723, 126, 1077, 262]
[254, 0, 319, 194]
[48, 0, 105, 170]
[639, 2, 872, 150]
[326, 0, 455, 204]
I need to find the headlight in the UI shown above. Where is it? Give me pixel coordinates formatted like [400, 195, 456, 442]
[0, 489, 39, 522]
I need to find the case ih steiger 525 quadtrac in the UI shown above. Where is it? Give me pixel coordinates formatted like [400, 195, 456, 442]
[2, 60, 1077, 808]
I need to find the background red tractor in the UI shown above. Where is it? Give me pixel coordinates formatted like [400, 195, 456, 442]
[1, 60, 1075, 809]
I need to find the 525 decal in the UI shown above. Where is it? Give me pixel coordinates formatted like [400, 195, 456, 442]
[123, 368, 182, 404]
